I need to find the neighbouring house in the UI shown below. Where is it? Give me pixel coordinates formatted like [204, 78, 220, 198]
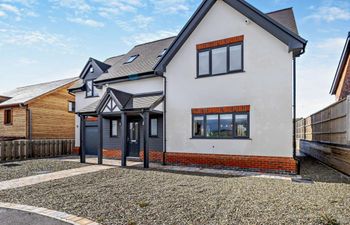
[330, 32, 350, 101]
[0, 78, 77, 140]
[70, 0, 307, 173]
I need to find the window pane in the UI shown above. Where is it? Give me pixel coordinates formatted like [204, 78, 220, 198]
[206, 114, 219, 137]
[212, 47, 227, 75]
[198, 51, 210, 75]
[220, 114, 233, 138]
[86, 81, 92, 96]
[229, 44, 242, 71]
[151, 118, 158, 136]
[193, 116, 204, 137]
[111, 120, 118, 136]
[235, 114, 249, 137]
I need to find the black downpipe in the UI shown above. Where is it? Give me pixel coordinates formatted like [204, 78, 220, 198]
[293, 57, 300, 175]
[162, 75, 167, 165]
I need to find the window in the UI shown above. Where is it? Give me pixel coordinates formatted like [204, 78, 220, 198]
[150, 118, 158, 137]
[198, 51, 210, 76]
[86, 80, 98, 97]
[158, 49, 167, 58]
[192, 112, 249, 139]
[125, 55, 139, 64]
[234, 114, 249, 138]
[111, 120, 118, 137]
[193, 116, 205, 137]
[68, 101, 75, 113]
[89, 66, 94, 73]
[197, 42, 243, 77]
[4, 109, 12, 125]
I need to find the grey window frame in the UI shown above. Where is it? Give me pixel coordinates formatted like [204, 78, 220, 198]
[4, 109, 12, 126]
[196, 42, 244, 78]
[124, 54, 139, 64]
[110, 120, 118, 137]
[191, 111, 249, 139]
[149, 117, 158, 137]
[85, 79, 98, 98]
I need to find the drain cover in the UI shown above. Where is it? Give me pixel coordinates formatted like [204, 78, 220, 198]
[2, 163, 21, 168]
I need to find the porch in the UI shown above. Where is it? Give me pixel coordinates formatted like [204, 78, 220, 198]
[78, 88, 164, 168]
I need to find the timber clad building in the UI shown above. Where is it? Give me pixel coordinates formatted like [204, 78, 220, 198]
[70, 0, 307, 173]
[0, 78, 77, 140]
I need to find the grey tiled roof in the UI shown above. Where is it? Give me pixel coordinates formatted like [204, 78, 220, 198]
[104, 55, 125, 66]
[95, 37, 175, 82]
[0, 78, 77, 107]
[267, 8, 298, 34]
[68, 79, 84, 91]
[78, 100, 101, 113]
[126, 94, 163, 110]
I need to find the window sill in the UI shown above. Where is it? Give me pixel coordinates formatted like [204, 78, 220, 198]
[85, 96, 99, 99]
[190, 137, 251, 140]
[196, 70, 245, 79]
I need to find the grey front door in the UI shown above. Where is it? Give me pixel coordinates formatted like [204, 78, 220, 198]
[85, 124, 98, 155]
[127, 120, 140, 157]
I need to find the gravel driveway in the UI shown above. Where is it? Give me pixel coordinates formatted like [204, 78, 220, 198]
[0, 159, 86, 181]
[0, 157, 349, 225]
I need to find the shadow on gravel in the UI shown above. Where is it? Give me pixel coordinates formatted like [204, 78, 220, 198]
[300, 157, 350, 184]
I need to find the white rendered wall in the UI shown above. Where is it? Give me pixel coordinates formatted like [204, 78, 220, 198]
[164, 1, 294, 157]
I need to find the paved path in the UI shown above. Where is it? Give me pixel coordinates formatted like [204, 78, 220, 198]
[0, 203, 99, 225]
[0, 208, 70, 225]
[0, 165, 112, 191]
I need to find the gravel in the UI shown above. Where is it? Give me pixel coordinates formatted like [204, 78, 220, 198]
[0, 159, 87, 181]
[0, 157, 349, 225]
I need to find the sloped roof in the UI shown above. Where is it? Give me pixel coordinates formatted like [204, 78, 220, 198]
[95, 37, 175, 83]
[104, 55, 125, 66]
[0, 78, 77, 107]
[330, 32, 350, 94]
[267, 8, 298, 34]
[78, 100, 101, 113]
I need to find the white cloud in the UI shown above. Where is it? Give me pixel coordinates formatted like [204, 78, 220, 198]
[305, 6, 350, 22]
[67, 17, 104, 28]
[133, 15, 154, 29]
[0, 3, 21, 15]
[18, 58, 38, 65]
[150, 0, 191, 14]
[1, 0, 36, 7]
[96, 0, 144, 18]
[0, 11, 5, 17]
[50, 0, 91, 13]
[122, 29, 178, 45]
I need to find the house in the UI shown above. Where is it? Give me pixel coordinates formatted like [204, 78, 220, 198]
[70, 0, 307, 173]
[0, 78, 77, 140]
[330, 32, 350, 101]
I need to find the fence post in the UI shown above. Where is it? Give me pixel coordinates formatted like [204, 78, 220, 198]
[0, 141, 4, 162]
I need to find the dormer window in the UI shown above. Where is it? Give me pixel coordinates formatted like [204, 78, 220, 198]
[158, 49, 167, 58]
[86, 80, 98, 97]
[89, 66, 94, 73]
[125, 55, 138, 64]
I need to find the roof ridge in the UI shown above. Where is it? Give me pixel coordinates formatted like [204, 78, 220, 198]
[134, 36, 177, 47]
[14, 77, 77, 89]
[266, 7, 293, 15]
[104, 54, 125, 62]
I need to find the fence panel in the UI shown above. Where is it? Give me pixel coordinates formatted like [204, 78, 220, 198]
[0, 139, 74, 162]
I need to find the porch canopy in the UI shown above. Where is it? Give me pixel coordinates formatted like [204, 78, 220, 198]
[77, 87, 164, 168]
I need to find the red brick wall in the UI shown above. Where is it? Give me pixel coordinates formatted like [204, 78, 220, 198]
[165, 152, 297, 174]
[103, 149, 163, 162]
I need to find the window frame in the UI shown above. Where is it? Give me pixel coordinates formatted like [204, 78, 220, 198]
[149, 117, 158, 137]
[3, 109, 13, 126]
[85, 79, 97, 98]
[68, 101, 75, 113]
[196, 41, 244, 78]
[124, 54, 139, 64]
[191, 112, 249, 140]
[110, 120, 118, 137]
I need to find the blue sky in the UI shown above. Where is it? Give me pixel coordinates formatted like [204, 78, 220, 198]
[0, 0, 349, 117]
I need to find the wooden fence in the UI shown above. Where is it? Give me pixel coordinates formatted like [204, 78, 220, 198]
[296, 96, 350, 146]
[0, 139, 74, 162]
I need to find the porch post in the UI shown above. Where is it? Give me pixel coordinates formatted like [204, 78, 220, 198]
[121, 112, 127, 167]
[80, 115, 86, 163]
[98, 115, 103, 165]
[143, 111, 150, 168]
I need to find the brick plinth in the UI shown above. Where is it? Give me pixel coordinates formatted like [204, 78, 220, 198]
[103, 149, 163, 162]
[72, 147, 80, 155]
[165, 152, 297, 174]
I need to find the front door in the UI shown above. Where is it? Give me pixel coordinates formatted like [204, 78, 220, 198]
[127, 120, 140, 157]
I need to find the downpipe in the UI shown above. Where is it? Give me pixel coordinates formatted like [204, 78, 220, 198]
[293, 57, 301, 175]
